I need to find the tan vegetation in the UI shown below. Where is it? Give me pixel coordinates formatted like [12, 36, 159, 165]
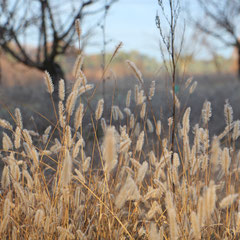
[0, 52, 240, 239]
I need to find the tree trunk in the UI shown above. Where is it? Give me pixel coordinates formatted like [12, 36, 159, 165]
[43, 62, 65, 86]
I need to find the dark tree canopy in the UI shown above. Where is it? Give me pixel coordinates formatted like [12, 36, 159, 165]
[193, 0, 240, 78]
[0, 0, 115, 85]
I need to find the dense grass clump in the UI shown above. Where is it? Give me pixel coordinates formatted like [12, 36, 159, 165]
[0, 55, 240, 240]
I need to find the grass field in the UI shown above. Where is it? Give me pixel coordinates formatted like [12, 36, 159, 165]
[0, 54, 240, 239]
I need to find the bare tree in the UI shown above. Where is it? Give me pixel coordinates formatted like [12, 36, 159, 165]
[192, 0, 240, 78]
[0, 0, 115, 87]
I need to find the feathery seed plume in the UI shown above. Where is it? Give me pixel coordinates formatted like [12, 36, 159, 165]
[224, 99, 233, 126]
[75, 18, 81, 39]
[221, 147, 231, 175]
[44, 71, 54, 94]
[126, 90, 131, 107]
[191, 211, 201, 240]
[0, 119, 13, 131]
[220, 194, 238, 209]
[123, 107, 131, 116]
[102, 126, 118, 177]
[2, 132, 13, 151]
[136, 131, 144, 151]
[140, 103, 146, 119]
[233, 120, 240, 141]
[60, 149, 72, 187]
[149, 80, 155, 100]
[74, 103, 84, 130]
[14, 108, 23, 129]
[149, 223, 162, 240]
[202, 100, 212, 125]
[126, 60, 144, 84]
[59, 101, 66, 128]
[73, 54, 84, 78]
[58, 79, 65, 101]
[136, 161, 148, 184]
[101, 118, 107, 132]
[189, 81, 197, 94]
[156, 120, 161, 136]
[14, 127, 21, 149]
[185, 76, 193, 88]
[115, 175, 140, 209]
[147, 119, 154, 133]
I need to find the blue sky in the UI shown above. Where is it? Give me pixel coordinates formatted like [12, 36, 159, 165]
[84, 0, 233, 61]
[85, 0, 161, 59]
[2, 0, 233, 61]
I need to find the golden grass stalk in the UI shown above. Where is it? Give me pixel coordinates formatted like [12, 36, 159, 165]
[72, 137, 84, 158]
[202, 100, 212, 125]
[101, 118, 107, 132]
[2, 132, 13, 151]
[191, 211, 201, 240]
[149, 222, 162, 240]
[232, 120, 240, 140]
[0, 119, 13, 131]
[136, 131, 144, 152]
[44, 71, 54, 94]
[126, 60, 144, 84]
[149, 80, 155, 100]
[147, 119, 154, 133]
[75, 19, 81, 39]
[156, 120, 161, 136]
[95, 99, 104, 121]
[58, 79, 65, 101]
[189, 81, 197, 94]
[112, 106, 119, 121]
[66, 90, 78, 116]
[136, 161, 148, 184]
[126, 89, 131, 108]
[224, 100, 233, 126]
[140, 102, 146, 119]
[1, 166, 10, 189]
[221, 147, 231, 175]
[14, 108, 23, 129]
[73, 54, 84, 78]
[60, 149, 72, 188]
[219, 194, 238, 209]
[185, 76, 193, 88]
[74, 103, 84, 130]
[115, 175, 140, 209]
[102, 126, 118, 177]
[58, 103, 65, 129]
[123, 107, 131, 116]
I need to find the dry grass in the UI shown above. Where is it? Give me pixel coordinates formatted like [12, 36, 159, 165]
[0, 55, 240, 240]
